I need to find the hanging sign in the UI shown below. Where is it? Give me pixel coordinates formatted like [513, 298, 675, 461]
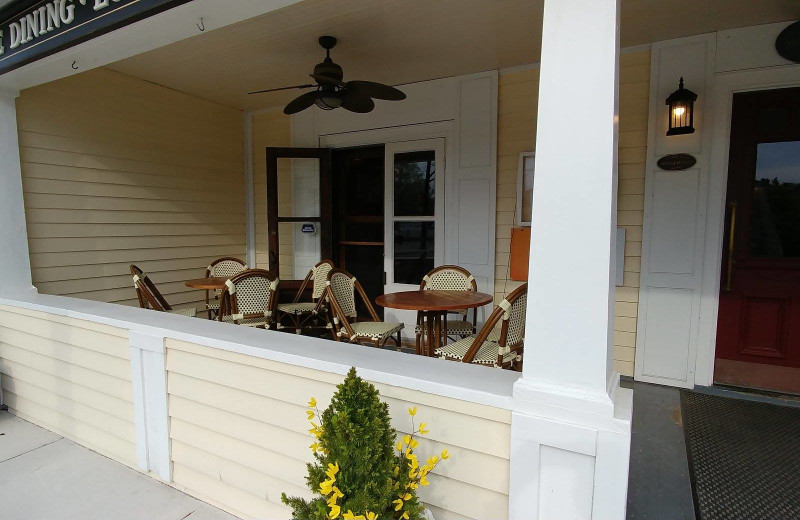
[657, 153, 697, 171]
[301, 223, 316, 234]
[0, 0, 189, 75]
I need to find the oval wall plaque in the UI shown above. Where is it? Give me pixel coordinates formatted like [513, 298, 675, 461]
[657, 154, 696, 171]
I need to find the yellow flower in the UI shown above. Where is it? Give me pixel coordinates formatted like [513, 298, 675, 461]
[408, 468, 417, 478]
[427, 455, 439, 466]
[402, 435, 411, 446]
[309, 397, 317, 408]
[418, 423, 429, 435]
[393, 466, 400, 476]
[343, 512, 356, 520]
[309, 423, 322, 437]
[409, 439, 419, 449]
[327, 495, 338, 508]
[393, 499, 404, 511]
[326, 462, 340, 479]
[395, 441, 403, 452]
[401, 493, 412, 501]
[401, 513, 409, 520]
[328, 504, 341, 519]
[407, 454, 419, 469]
[420, 475, 430, 486]
[310, 442, 320, 452]
[365, 512, 379, 520]
[320, 478, 335, 495]
[331, 486, 344, 499]
[408, 407, 417, 416]
[307, 410, 315, 420]
[441, 449, 450, 460]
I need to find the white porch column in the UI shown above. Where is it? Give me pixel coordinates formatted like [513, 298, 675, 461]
[509, 0, 632, 518]
[0, 89, 35, 297]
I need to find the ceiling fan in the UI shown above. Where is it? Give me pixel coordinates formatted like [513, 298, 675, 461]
[248, 35, 406, 115]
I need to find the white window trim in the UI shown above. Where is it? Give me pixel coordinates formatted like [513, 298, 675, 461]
[384, 138, 446, 291]
[516, 151, 535, 227]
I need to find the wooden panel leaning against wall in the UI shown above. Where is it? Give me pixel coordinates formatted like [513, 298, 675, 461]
[16, 67, 247, 312]
[495, 49, 650, 376]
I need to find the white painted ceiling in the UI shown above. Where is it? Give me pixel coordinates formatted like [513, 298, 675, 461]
[106, 0, 799, 111]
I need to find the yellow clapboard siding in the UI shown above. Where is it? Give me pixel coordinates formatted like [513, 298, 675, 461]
[0, 307, 137, 467]
[0, 304, 129, 339]
[172, 462, 286, 519]
[166, 341, 510, 520]
[0, 311, 129, 357]
[0, 343, 133, 402]
[17, 67, 246, 306]
[5, 397, 137, 468]
[1, 358, 134, 421]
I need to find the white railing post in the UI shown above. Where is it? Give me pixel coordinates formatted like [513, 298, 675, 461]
[508, 0, 632, 518]
[129, 331, 171, 482]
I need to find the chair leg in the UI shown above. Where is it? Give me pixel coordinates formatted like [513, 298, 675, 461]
[397, 331, 402, 350]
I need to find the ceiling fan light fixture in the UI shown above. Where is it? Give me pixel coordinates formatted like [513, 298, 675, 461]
[315, 92, 342, 110]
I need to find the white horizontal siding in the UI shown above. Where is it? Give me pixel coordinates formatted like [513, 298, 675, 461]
[165, 340, 511, 520]
[0, 305, 137, 468]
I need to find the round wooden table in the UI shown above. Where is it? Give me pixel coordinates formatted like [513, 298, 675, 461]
[376, 290, 493, 357]
[185, 277, 228, 290]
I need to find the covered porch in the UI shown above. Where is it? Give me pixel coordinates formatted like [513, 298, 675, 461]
[0, 0, 799, 519]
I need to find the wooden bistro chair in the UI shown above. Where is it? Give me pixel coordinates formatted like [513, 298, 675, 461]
[130, 265, 197, 317]
[205, 257, 247, 319]
[416, 265, 478, 351]
[325, 269, 403, 348]
[276, 259, 334, 334]
[218, 269, 279, 329]
[435, 284, 527, 370]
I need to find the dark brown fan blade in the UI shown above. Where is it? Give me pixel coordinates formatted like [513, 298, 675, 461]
[341, 90, 375, 113]
[284, 91, 322, 115]
[248, 84, 314, 95]
[310, 73, 346, 87]
[345, 80, 406, 101]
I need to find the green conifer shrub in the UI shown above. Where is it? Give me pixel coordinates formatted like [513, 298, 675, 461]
[281, 367, 449, 520]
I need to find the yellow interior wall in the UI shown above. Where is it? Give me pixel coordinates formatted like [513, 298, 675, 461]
[495, 50, 650, 376]
[252, 110, 292, 272]
[16, 67, 246, 312]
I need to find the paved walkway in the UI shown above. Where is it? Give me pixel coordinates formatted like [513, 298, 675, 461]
[0, 411, 238, 520]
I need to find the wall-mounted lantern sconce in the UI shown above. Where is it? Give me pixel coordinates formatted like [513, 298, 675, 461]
[666, 77, 698, 136]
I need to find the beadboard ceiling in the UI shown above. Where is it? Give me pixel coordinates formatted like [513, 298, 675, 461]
[105, 0, 798, 111]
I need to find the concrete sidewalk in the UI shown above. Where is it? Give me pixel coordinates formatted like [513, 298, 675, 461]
[0, 411, 239, 520]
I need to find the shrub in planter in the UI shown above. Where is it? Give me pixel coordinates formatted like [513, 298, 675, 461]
[282, 367, 450, 520]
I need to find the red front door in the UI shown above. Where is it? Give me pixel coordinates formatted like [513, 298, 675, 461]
[715, 87, 800, 394]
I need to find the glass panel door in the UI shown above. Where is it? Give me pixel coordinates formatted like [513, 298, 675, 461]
[384, 139, 445, 293]
[266, 148, 331, 280]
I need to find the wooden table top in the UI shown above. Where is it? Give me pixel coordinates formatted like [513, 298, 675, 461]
[185, 277, 228, 290]
[376, 290, 493, 311]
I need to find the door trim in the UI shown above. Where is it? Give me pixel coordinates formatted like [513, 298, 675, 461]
[696, 65, 800, 387]
[384, 138, 446, 294]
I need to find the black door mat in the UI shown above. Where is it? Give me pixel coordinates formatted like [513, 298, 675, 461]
[680, 390, 800, 520]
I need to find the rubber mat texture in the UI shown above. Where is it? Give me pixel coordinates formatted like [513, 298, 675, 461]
[680, 391, 800, 520]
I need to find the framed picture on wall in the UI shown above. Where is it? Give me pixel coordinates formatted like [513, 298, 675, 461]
[516, 152, 535, 226]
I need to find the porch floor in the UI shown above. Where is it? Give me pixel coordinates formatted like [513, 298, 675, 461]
[0, 412, 238, 520]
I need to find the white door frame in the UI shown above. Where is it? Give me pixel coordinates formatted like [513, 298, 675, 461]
[694, 65, 800, 386]
[384, 138, 446, 293]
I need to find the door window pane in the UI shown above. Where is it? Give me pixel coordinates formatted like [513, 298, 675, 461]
[394, 151, 435, 216]
[277, 158, 320, 218]
[750, 141, 800, 258]
[393, 222, 434, 285]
